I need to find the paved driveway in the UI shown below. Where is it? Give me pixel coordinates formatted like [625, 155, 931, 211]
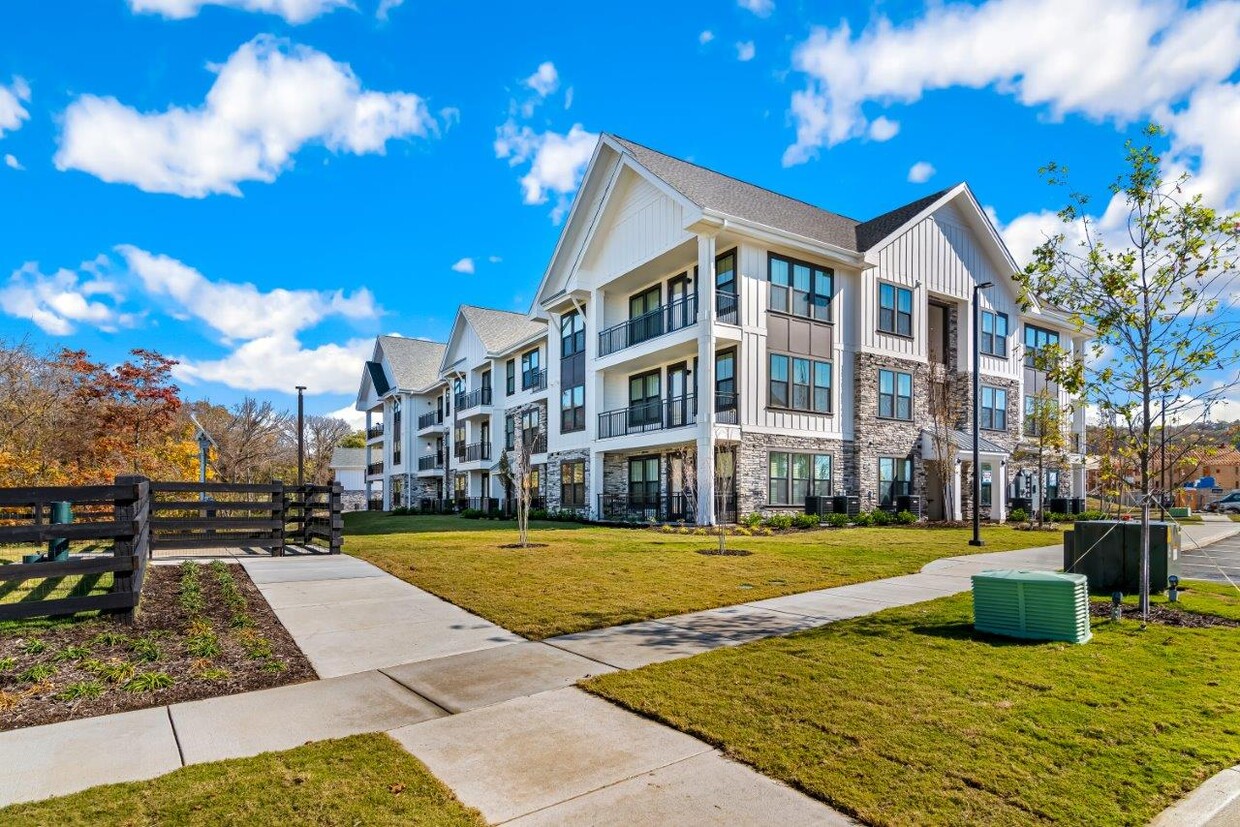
[1182, 532, 1240, 584]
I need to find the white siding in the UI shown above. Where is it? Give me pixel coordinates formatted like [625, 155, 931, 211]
[578, 167, 692, 288]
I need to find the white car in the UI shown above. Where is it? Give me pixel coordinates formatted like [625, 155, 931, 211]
[1210, 492, 1240, 514]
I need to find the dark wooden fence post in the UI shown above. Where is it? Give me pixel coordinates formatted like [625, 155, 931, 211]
[271, 480, 285, 557]
[330, 481, 343, 555]
[112, 474, 149, 622]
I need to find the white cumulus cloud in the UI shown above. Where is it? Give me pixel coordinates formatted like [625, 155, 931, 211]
[524, 61, 560, 98]
[782, 0, 1240, 170]
[56, 36, 439, 197]
[495, 122, 597, 221]
[376, 0, 404, 20]
[699, 30, 715, 44]
[0, 77, 31, 139]
[736, 41, 756, 62]
[738, 0, 773, 17]
[0, 258, 136, 335]
[907, 161, 936, 183]
[127, 0, 350, 23]
[867, 116, 899, 142]
[451, 257, 475, 274]
[4, 154, 23, 171]
[174, 333, 374, 394]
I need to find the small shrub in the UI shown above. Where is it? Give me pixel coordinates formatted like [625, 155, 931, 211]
[90, 659, 136, 684]
[755, 526, 773, 536]
[895, 510, 919, 525]
[195, 667, 231, 682]
[390, 506, 410, 516]
[870, 509, 894, 526]
[1009, 507, 1029, 523]
[792, 513, 819, 530]
[529, 508, 549, 521]
[125, 671, 175, 693]
[20, 639, 46, 656]
[658, 524, 675, 533]
[18, 664, 56, 684]
[0, 656, 16, 673]
[0, 691, 19, 711]
[236, 630, 274, 660]
[186, 632, 220, 659]
[460, 508, 485, 520]
[52, 645, 91, 663]
[1076, 510, 1108, 521]
[734, 526, 752, 536]
[1044, 511, 1067, 523]
[230, 612, 255, 629]
[851, 511, 874, 527]
[56, 681, 104, 701]
[130, 637, 162, 663]
[742, 512, 763, 529]
[90, 630, 129, 648]
[764, 513, 794, 531]
[825, 512, 850, 528]
[262, 660, 288, 674]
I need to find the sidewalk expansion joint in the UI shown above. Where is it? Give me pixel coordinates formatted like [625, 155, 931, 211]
[165, 706, 186, 767]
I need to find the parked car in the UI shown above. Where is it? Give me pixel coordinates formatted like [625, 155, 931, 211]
[1207, 492, 1240, 514]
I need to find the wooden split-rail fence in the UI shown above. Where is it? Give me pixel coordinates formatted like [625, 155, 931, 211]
[0, 477, 343, 621]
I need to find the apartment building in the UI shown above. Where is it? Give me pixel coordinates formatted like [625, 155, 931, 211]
[355, 134, 1088, 523]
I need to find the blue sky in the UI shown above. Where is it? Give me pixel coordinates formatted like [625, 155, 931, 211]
[1, 0, 1237, 424]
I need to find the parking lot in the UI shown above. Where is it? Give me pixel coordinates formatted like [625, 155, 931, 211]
[1182, 532, 1240, 584]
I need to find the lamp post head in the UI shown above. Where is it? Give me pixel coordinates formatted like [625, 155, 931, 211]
[975, 281, 994, 292]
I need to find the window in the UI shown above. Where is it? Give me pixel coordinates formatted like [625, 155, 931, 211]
[561, 385, 585, 432]
[716, 250, 737, 296]
[561, 460, 585, 507]
[504, 414, 515, 451]
[629, 285, 661, 319]
[768, 254, 833, 321]
[629, 370, 661, 426]
[521, 408, 540, 448]
[391, 399, 402, 465]
[878, 283, 913, 337]
[520, 348, 541, 389]
[878, 369, 913, 420]
[628, 457, 660, 505]
[481, 370, 491, 391]
[769, 353, 789, 408]
[981, 462, 993, 505]
[1046, 470, 1060, 500]
[1024, 324, 1060, 368]
[981, 311, 1009, 357]
[561, 311, 585, 357]
[769, 352, 832, 414]
[453, 473, 466, 498]
[878, 457, 912, 506]
[506, 359, 515, 395]
[768, 451, 833, 505]
[716, 349, 736, 416]
[981, 386, 1008, 431]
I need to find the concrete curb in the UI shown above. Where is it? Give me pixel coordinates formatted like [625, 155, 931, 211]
[1151, 767, 1240, 826]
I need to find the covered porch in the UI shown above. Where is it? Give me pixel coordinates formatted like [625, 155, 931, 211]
[920, 430, 1009, 522]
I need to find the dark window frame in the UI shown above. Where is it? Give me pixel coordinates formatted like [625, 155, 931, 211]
[767, 252, 834, 322]
[560, 460, 585, 508]
[505, 359, 516, 395]
[878, 457, 913, 507]
[561, 310, 585, 358]
[878, 282, 914, 338]
[980, 385, 1008, 432]
[767, 350, 832, 414]
[767, 451, 833, 506]
[877, 369, 913, 421]
[981, 310, 1009, 357]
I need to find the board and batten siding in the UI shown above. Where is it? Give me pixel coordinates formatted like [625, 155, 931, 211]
[578, 167, 693, 292]
[863, 202, 1023, 381]
[733, 240, 853, 441]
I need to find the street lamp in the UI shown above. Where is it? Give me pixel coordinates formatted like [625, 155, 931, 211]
[295, 385, 307, 487]
[969, 281, 994, 547]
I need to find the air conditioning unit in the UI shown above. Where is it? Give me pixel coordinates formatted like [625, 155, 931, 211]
[972, 570, 1091, 644]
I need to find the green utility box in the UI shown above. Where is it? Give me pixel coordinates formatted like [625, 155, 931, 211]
[1168, 507, 1191, 518]
[972, 570, 1092, 644]
[1063, 520, 1181, 594]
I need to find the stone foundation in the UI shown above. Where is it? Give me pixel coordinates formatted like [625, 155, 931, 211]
[545, 448, 590, 514]
[735, 431, 854, 517]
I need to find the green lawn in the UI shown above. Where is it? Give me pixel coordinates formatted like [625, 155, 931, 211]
[0, 733, 484, 827]
[584, 587, 1240, 827]
[0, 543, 114, 613]
[345, 513, 1048, 638]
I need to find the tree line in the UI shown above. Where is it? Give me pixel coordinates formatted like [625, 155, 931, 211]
[0, 339, 360, 487]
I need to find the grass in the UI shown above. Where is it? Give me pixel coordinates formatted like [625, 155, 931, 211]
[0, 733, 485, 826]
[0, 543, 114, 615]
[345, 512, 1050, 638]
[1228, 514, 1240, 523]
[584, 587, 1240, 826]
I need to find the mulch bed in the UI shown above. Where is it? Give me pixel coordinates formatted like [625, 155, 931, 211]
[498, 543, 550, 549]
[1089, 601, 1240, 628]
[696, 548, 754, 557]
[0, 562, 315, 731]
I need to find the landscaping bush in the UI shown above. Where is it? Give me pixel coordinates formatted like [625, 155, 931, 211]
[851, 511, 874, 527]
[741, 512, 763, 529]
[460, 508, 485, 520]
[390, 506, 410, 516]
[1076, 509, 1109, 521]
[792, 513, 820, 530]
[825, 513, 850, 528]
[870, 509, 894, 526]
[529, 508, 549, 521]
[763, 513, 794, 530]
[895, 510, 918, 525]
[1008, 507, 1029, 523]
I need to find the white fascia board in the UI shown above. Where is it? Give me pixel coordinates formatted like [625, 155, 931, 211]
[490, 330, 549, 361]
[697, 210, 866, 268]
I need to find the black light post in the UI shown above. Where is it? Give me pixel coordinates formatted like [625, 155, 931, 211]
[296, 385, 306, 487]
[969, 281, 993, 547]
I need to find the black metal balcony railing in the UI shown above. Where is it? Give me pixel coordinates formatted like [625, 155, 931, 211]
[367, 422, 384, 439]
[716, 291, 739, 325]
[598, 293, 698, 357]
[454, 387, 493, 412]
[526, 432, 548, 454]
[417, 453, 444, 471]
[367, 461, 384, 476]
[417, 410, 444, 430]
[521, 369, 548, 392]
[598, 394, 696, 439]
[457, 442, 491, 463]
[715, 391, 739, 425]
[597, 493, 737, 524]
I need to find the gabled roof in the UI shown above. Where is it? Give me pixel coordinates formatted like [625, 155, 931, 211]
[459, 305, 546, 355]
[855, 188, 954, 252]
[329, 447, 365, 469]
[609, 135, 862, 251]
[378, 335, 446, 391]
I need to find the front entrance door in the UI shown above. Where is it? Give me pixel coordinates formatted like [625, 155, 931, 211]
[629, 456, 660, 519]
[667, 363, 688, 427]
[928, 302, 949, 367]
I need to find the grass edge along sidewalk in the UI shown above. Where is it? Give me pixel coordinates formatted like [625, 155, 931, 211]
[344, 512, 1047, 639]
[584, 583, 1240, 826]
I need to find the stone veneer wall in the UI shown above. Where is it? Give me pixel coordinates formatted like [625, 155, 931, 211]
[340, 491, 366, 513]
[735, 432, 855, 517]
[852, 352, 930, 510]
[544, 448, 590, 514]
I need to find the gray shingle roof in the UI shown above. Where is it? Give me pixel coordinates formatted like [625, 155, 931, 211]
[378, 335, 446, 391]
[922, 428, 1010, 455]
[460, 305, 546, 354]
[608, 135, 954, 254]
[329, 447, 365, 469]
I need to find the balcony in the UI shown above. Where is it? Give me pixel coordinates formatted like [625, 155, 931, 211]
[417, 453, 444, 471]
[454, 387, 493, 414]
[455, 441, 492, 463]
[417, 410, 444, 430]
[716, 291, 739, 326]
[366, 422, 384, 439]
[598, 395, 696, 439]
[366, 461, 384, 477]
[715, 392, 739, 425]
[598, 294, 698, 357]
[521, 369, 548, 392]
[597, 493, 737, 524]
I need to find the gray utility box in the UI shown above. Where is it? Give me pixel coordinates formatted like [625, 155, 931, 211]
[1063, 520, 1181, 594]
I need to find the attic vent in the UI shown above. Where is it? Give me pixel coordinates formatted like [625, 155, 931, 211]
[972, 570, 1091, 644]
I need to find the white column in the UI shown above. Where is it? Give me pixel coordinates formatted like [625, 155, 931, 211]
[951, 460, 963, 522]
[995, 461, 1007, 523]
[696, 233, 718, 525]
[589, 448, 605, 520]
